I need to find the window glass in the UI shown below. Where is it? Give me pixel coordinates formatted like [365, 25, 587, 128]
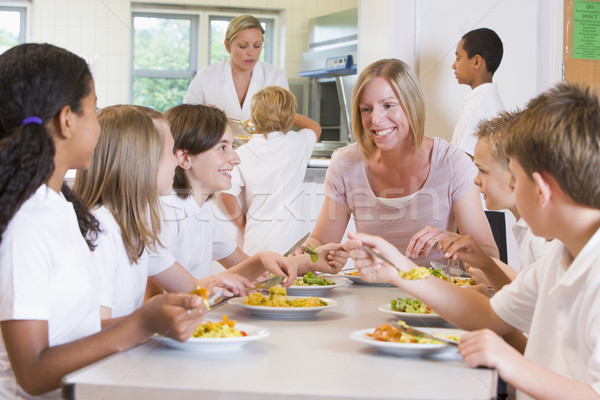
[0, 8, 24, 55]
[133, 15, 191, 71]
[132, 77, 190, 112]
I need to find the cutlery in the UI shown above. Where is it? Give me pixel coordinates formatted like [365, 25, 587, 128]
[228, 118, 256, 133]
[283, 232, 311, 257]
[361, 246, 401, 272]
[253, 275, 286, 289]
[389, 320, 458, 346]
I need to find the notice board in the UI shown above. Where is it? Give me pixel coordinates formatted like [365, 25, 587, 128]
[564, 0, 600, 94]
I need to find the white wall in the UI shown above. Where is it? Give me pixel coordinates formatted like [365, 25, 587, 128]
[26, 0, 357, 108]
[358, 0, 564, 141]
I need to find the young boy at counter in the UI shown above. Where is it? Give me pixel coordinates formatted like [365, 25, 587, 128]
[451, 27, 504, 157]
[221, 85, 322, 256]
[346, 83, 600, 400]
[439, 110, 548, 292]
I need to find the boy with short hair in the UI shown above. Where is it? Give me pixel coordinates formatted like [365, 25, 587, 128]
[440, 110, 548, 292]
[451, 27, 504, 157]
[221, 85, 322, 255]
[347, 83, 600, 400]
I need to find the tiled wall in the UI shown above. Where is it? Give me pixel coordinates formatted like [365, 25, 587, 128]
[29, 0, 357, 108]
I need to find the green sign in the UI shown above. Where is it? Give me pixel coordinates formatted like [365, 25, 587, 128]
[573, 0, 600, 60]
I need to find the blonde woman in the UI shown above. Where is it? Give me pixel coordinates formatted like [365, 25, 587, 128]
[298, 59, 498, 265]
[74, 105, 262, 319]
[183, 15, 288, 124]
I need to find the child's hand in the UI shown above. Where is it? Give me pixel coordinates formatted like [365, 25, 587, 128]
[255, 251, 297, 287]
[405, 226, 457, 258]
[439, 234, 495, 271]
[458, 328, 523, 377]
[344, 232, 414, 284]
[138, 293, 207, 342]
[309, 243, 348, 274]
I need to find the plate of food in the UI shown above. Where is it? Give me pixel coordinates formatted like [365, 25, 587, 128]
[339, 269, 389, 287]
[350, 324, 463, 357]
[229, 287, 337, 320]
[285, 272, 349, 296]
[153, 316, 269, 352]
[378, 297, 448, 326]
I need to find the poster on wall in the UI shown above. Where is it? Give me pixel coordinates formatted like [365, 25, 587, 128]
[572, 0, 600, 60]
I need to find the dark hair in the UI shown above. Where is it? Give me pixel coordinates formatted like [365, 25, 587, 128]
[462, 28, 503, 74]
[0, 43, 99, 249]
[164, 104, 228, 198]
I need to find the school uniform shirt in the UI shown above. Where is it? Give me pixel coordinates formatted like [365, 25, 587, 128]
[451, 82, 504, 156]
[491, 227, 600, 400]
[511, 217, 547, 271]
[224, 129, 316, 255]
[92, 206, 168, 319]
[184, 59, 289, 122]
[0, 185, 101, 400]
[324, 138, 477, 265]
[149, 194, 236, 279]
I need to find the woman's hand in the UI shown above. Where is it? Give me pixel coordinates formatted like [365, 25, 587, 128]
[344, 232, 414, 284]
[405, 226, 457, 258]
[308, 243, 348, 274]
[439, 234, 495, 271]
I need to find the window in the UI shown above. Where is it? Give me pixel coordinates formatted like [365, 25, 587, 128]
[131, 13, 198, 113]
[131, 8, 278, 112]
[0, 6, 26, 55]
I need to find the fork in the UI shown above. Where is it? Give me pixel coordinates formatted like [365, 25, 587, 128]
[361, 246, 401, 272]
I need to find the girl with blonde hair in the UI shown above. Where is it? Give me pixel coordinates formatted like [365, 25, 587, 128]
[75, 105, 258, 319]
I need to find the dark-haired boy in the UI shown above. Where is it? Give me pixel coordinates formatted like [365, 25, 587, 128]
[451, 27, 504, 157]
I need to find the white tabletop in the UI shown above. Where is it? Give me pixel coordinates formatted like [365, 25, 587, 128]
[62, 282, 497, 400]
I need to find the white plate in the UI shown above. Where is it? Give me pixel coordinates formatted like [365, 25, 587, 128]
[229, 296, 337, 320]
[286, 277, 350, 296]
[350, 327, 462, 357]
[378, 303, 448, 326]
[153, 323, 269, 352]
[340, 269, 389, 287]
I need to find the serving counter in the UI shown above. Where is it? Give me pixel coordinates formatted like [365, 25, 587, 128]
[62, 283, 497, 400]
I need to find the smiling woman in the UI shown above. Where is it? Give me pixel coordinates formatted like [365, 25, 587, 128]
[301, 58, 498, 265]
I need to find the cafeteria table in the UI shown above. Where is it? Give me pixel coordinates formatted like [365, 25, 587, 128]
[62, 280, 497, 400]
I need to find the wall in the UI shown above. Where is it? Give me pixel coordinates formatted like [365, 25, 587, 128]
[27, 0, 357, 108]
[358, 0, 564, 142]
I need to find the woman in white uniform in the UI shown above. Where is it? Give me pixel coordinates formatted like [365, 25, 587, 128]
[184, 14, 288, 124]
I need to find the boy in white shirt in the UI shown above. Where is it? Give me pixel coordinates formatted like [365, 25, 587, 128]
[347, 83, 600, 400]
[451, 27, 504, 157]
[439, 110, 547, 292]
[221, 85, 322, 255]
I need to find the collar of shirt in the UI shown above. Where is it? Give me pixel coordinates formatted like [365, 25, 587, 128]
[551, 225, 600, 292]
[464, 82, 496, 101]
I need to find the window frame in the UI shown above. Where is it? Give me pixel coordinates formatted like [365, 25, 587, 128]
[130, 11, 199, 105]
